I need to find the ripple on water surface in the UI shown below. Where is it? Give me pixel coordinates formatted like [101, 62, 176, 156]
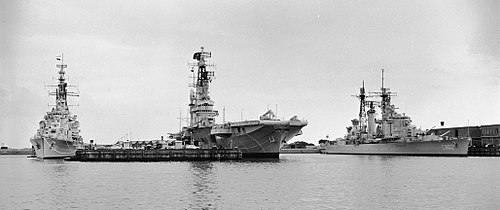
[1, 154, 499, 209]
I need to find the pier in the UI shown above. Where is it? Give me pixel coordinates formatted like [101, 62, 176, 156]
[467, 147, 500, 156]
[69, 149, 242, 161]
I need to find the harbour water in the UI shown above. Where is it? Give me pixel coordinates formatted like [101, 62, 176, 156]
[1, 154, 499, 209]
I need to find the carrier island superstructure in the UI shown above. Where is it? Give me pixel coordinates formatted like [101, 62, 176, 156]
[324, 69, 470, 156]
[30, 55, 83, 158]
[181, 47, 308, 158]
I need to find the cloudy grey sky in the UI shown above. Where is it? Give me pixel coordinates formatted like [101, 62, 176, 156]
[1, 0, 498, 148]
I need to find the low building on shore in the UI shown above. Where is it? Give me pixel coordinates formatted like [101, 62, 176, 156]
[282, 141, 315, 149]
[111, 139, 179, 150]
[428, 123, 500, 147]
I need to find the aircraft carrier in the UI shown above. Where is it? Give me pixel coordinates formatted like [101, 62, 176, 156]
[179, 47, 307, 158]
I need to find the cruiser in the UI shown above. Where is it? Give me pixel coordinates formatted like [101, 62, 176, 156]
[180, 47, 307, 158]
[324, 69, 470, 156]
[30, 55, 83, 158]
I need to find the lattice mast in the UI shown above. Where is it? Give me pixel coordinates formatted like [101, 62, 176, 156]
[48, 54, 79, 109]
[352, 81, 368, 134]
[369, 69, 398, 137]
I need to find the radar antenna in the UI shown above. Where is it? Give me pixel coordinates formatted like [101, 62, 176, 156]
[47, 54, 79, 109]
[369, 69, 397, 115]
[187, 47, 218, 128]
[352, 81, 376, 134]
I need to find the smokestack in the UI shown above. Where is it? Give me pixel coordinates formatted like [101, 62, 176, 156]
[440, 121, 445, 127]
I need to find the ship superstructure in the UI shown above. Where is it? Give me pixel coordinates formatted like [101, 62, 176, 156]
[181, 47, 308, 158]
[30, 55, 83, 158]
[182, 47, 219, 148]
[188, 47, 219, 129]
[325, 69, 470, 156]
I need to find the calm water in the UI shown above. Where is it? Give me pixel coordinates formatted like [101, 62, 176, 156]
[1, 154, 499, 209]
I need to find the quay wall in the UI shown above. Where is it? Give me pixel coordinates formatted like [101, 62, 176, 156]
[468, 147, 500, 156]
[70, 149, 242, 161]
[0, 148, 32, 155]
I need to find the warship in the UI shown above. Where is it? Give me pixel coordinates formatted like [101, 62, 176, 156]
[30, 55, 83, 158]
[180, 47, 308, 158]
[324, 69, 470, 156]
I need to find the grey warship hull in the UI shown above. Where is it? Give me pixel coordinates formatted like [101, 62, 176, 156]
[324, 138, 470, 156]
[189, 120, 307, 158]
[326, 69, 471, 157]
[30, 137, 78, 159]
[215, 120, 306, 158]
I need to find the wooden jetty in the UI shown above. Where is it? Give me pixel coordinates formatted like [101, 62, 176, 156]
[68, 149, 242, 161]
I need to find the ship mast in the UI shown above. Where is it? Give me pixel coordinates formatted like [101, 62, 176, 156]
[370, 69, 397, 117]
[352, 81, 368, 135]
[380, 69, 389, 113]
[50, 54, 79, 111]
[369, 69, 397, 137]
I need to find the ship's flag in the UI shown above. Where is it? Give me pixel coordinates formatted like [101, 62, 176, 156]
[56, 55, 62, 61]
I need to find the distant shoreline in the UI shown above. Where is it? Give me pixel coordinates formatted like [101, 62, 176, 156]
[0, 148, 32, 155]
[280, 148, 320, 154]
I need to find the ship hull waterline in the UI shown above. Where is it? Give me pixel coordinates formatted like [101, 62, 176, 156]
[189, 122, 306, 158]
[219, 124, 305, 158]
[324, 138, 470, 156]
[30, 138, 77, 159]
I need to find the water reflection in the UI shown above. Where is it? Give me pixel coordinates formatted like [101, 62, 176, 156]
[3, 155, 500, 209]
[32, 158, 66, 164]
[238, 158, 281, 163]
[29, 158, 75, 208]
[188, 161, 219, 209]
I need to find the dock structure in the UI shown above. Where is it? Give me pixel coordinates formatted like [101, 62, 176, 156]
[69, 149, 242, 161]
[468, 147, 500, 156]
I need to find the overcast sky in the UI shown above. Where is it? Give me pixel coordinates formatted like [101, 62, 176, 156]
[1, 0, 498, 148]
